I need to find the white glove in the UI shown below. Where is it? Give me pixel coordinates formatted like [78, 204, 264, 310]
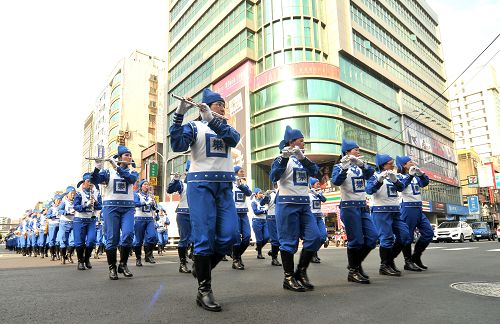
[414, 167, 424, 176]
[409, 166, 418, 176]
[175, 100, 194, 115]
[387, 171, 398, 183]
[292, 146, 305, 160]
[349, 155, 365, 167]
[109, 159, 119, 170]
[281, 148, 292, 158]
[95, 160, 104, 170]
[340, 155, 351, 170]
[199, 103, 213, 122]
[173, 172, 181, 181]
[84, 200, 92, 208]
[377, 171, 387, 183]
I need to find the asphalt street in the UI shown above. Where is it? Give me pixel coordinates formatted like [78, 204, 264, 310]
[1, 241, 499, 323]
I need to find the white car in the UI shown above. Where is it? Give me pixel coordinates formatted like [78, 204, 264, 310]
[433, 221, 474, 243]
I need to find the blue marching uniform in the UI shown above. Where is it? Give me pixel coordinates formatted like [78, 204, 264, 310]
[331, 139, 378, 283]
[94, 216, 105, 258]
[231, 172, 252, 269]
[251, 190, 269, 260]
[366, 153, 411, 276]
[167, 164, 192, 273]
[91, 145, 139, 279]
[170, 87, 240, 311]
[270, 125, 321, 292]
[46, 196, 62, 260]
[73, 175, 102, 270]
[261, 190, 282, 265]
[58, 187, 77, 264]
[308, 179, 327, 264]
[396, 155, 432, 270]
[37, 209, 49, 258]
[133, 183, 158, 266]
[156, 214, 170, 250]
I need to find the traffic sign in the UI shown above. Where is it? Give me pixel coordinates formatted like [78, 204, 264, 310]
[149, 162, 158, 177]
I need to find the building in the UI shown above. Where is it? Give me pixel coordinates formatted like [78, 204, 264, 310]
[164, 0, 459, 223]
[450, 65, 500, 162]
[83, 50, 166, 184]
[81, 112, 95, 174]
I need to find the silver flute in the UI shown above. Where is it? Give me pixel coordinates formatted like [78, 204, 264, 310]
[172, 94, 228, 120]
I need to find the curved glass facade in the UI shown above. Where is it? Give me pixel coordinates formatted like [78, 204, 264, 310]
[110, 85, 121, 99]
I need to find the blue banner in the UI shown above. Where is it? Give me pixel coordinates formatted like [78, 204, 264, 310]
[467, 196, 480, 215]
[446, 204, 469, 216]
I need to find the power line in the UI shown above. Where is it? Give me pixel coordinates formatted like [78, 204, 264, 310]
[380, 32, 500, 152]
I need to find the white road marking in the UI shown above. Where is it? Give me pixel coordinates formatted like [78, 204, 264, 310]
[426, 246, 445, 249]
[486, 249, 500, 252]
[442, 247, 478, 251]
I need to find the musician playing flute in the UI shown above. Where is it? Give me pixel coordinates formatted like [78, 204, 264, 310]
[133, 180, 158, 266]
[58, 186, 77, 264]
[170, 88, 240, 312]
[91, 145, 139, 280]
[260, 185, 282, 266]
[73, 172, 102, 270]
[37, 206, 49, 258]
[231, 166, 252, 270]
[251, 188, 269, 260]
[366, 154, 412, 277]
[308, 178, 327, 264]
[331, 139, 377, 284]
[269, 125, 321, 292]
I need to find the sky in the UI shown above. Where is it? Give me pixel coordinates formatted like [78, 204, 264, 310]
[0, 0, 499, 222]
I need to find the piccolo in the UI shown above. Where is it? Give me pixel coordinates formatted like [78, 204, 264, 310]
[86, 157, 134, 165]
[172, 94, 228, 120]
[282, 146, 306, 153]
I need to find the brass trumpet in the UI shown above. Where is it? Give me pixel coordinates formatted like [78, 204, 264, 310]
[172, 94, 228, 120]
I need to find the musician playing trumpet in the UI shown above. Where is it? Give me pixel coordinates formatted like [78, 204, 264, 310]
[366, 154, 412, 277]
[74, 172, 102, 271]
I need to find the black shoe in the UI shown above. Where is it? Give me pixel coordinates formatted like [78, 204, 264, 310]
[359, 265, 370, 279]
[379, 247, 401, 276]
[61, 248, 67, 264]
[271, 258, 282, 266]
[389, 261, 402, 275]
[268, 250, 273, 257]
[109, 265, 118, 280]
[283, 274, 306, 292]
[179, 259, 191, 273]
[196, 289, 222, 312]
[145, 245, 156, 264]
[404, 259, 422, 272]
[84, 247, 93, 269]
[256, 242, 265, 259]
[379, 264, 401, 276]
[77, 262, 86, 270]
[412, 240, 429, 270]
[348, 267, 370, 284]
[136, 258, 143, 267]
[412, 256, 428, 270]
[118, 263, 133, 277]
[68, 253, 74, 264]
[195, 255, 222, 312]
[311, 255, 321, 263]
[232, 259, 245, 270]
[294, 249, 315, 290]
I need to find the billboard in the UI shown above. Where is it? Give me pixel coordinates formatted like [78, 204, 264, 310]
[467, 196, 480, 215]
[405, 146, 458, 186]
[431, 201, 446, 213]
[446, 204, 469, 215]
[477, 163, 495, 188]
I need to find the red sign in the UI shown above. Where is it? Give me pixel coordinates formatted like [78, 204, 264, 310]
[213, 61, 255, 97]
[421, 168, 459, 186]
[253, 62, 340, 90]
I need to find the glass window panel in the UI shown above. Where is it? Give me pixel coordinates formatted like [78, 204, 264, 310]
[303, 0, 310, 16]
[293, 18, 302, 47]
[304, 18, 312, 47]
[273, 21, 283, 51]
[284, 49, 293, 63]
[263, 0, 272, 24]
[274, 51, 284, 66]
[272, 0, 282, 18]
[293, 49, 303, 61]
[283, 19, 293, 47]
[265, 25, 273, 54]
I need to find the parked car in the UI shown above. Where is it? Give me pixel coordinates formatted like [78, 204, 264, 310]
[470, 222, 496, 241]
[433, 221, 474, 243]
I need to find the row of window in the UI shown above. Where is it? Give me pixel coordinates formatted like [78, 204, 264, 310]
[252, 78, 402, 139]
[110, 85, 121, 99]
[168, 30, 254, 108]
[360, 0, 441, 60]
[340, 55, 399, 111]
[111, 71, 122, 87]
[351, 3, 445, 88]
[256, 49, 326, 74]
[258, 0, 323, 27]
[422, 182, 461, 205]
[353, 31, 447, 114]
[169, 2, 247, 85]
[109, 112, 120, 124]
[399, 0, 438, 33]
[169, 0, 233, 62]
[110, 98, 121, 113]
[170, 0, 192, 24]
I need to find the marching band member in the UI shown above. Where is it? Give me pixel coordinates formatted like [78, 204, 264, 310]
[156, 207, 170, 256]
[167, 160, 192, 273]
[58, 186, 76, 264]
[251, 188, 269, 260]
[94, 212, 105, 259]
[396, 156, 433, 271]
[261, 186, 281, 266]
[20, 213, 29, 256]
[37, 207, 49, 258]
[308, 178, 327, 264]
[366, 154, 412, 277]
[231, 166, 252, 270]
[133, 180, 158, 266]
[169, 88, 240, 312]
[28, 212, 37, 257]
[91, 145, 139, 280]
[331, 139, 377, 284]
[269, 125, 321, 292]
[74, 173, 102, 270]
[47, 195, 62, 261]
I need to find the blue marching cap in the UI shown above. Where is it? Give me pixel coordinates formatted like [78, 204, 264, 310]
[65, 186, 76, 193]
[202, 88, 224, 106]
[186, 160, 191, 172]
[341, 139, 359, 156]
[279, 125, 304, 150]
[234, 165, 242, 174]
[309, 177, 319, 187]
[54, 194, 63, 200]
[113, 145, 131, 159]
[77, 172, 93, 188]
[375, 153, 393, 170]
[396, 156, 412, 171]
[253, 187, 262, 194]
[137, 179, 148, 191]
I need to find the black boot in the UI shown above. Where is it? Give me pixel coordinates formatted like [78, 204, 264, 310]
[210, 254, 225, 270]
[347, 248, 370, 284]
[358, 245, 372, 279]
[311, 251, 321, 264]
[271, 245, 282, 266]
[67, 247, 74, 264]
[106, 249, 118, 280]
[281, 251, 305, 292]
[61, 247, 67, 264]
[390, 242, 403, 274]
[294, 249, 315, 290]
[56, 246, 61, 260]
[379, 247, 400, 276]
[50, 246, 56, 261]
[34, 246, 39, 257]
[188, 244, 193, 260]
[134, 246, 143, 267]
[231, 246, 244, 270]
[256, 242, 265, 259]
[412, 240, 429, 270]
[403, 244, 422, 272]
[145, 245, 156, 264]
[118, 247, 133, 277]
[45, 246, 49, 258]
[195, 255, 222, 312]
[178, 247, 191, 273]
[40, 246, 45, 259]
[76, 247, 86, 270]
[84, 247, 93, 269]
